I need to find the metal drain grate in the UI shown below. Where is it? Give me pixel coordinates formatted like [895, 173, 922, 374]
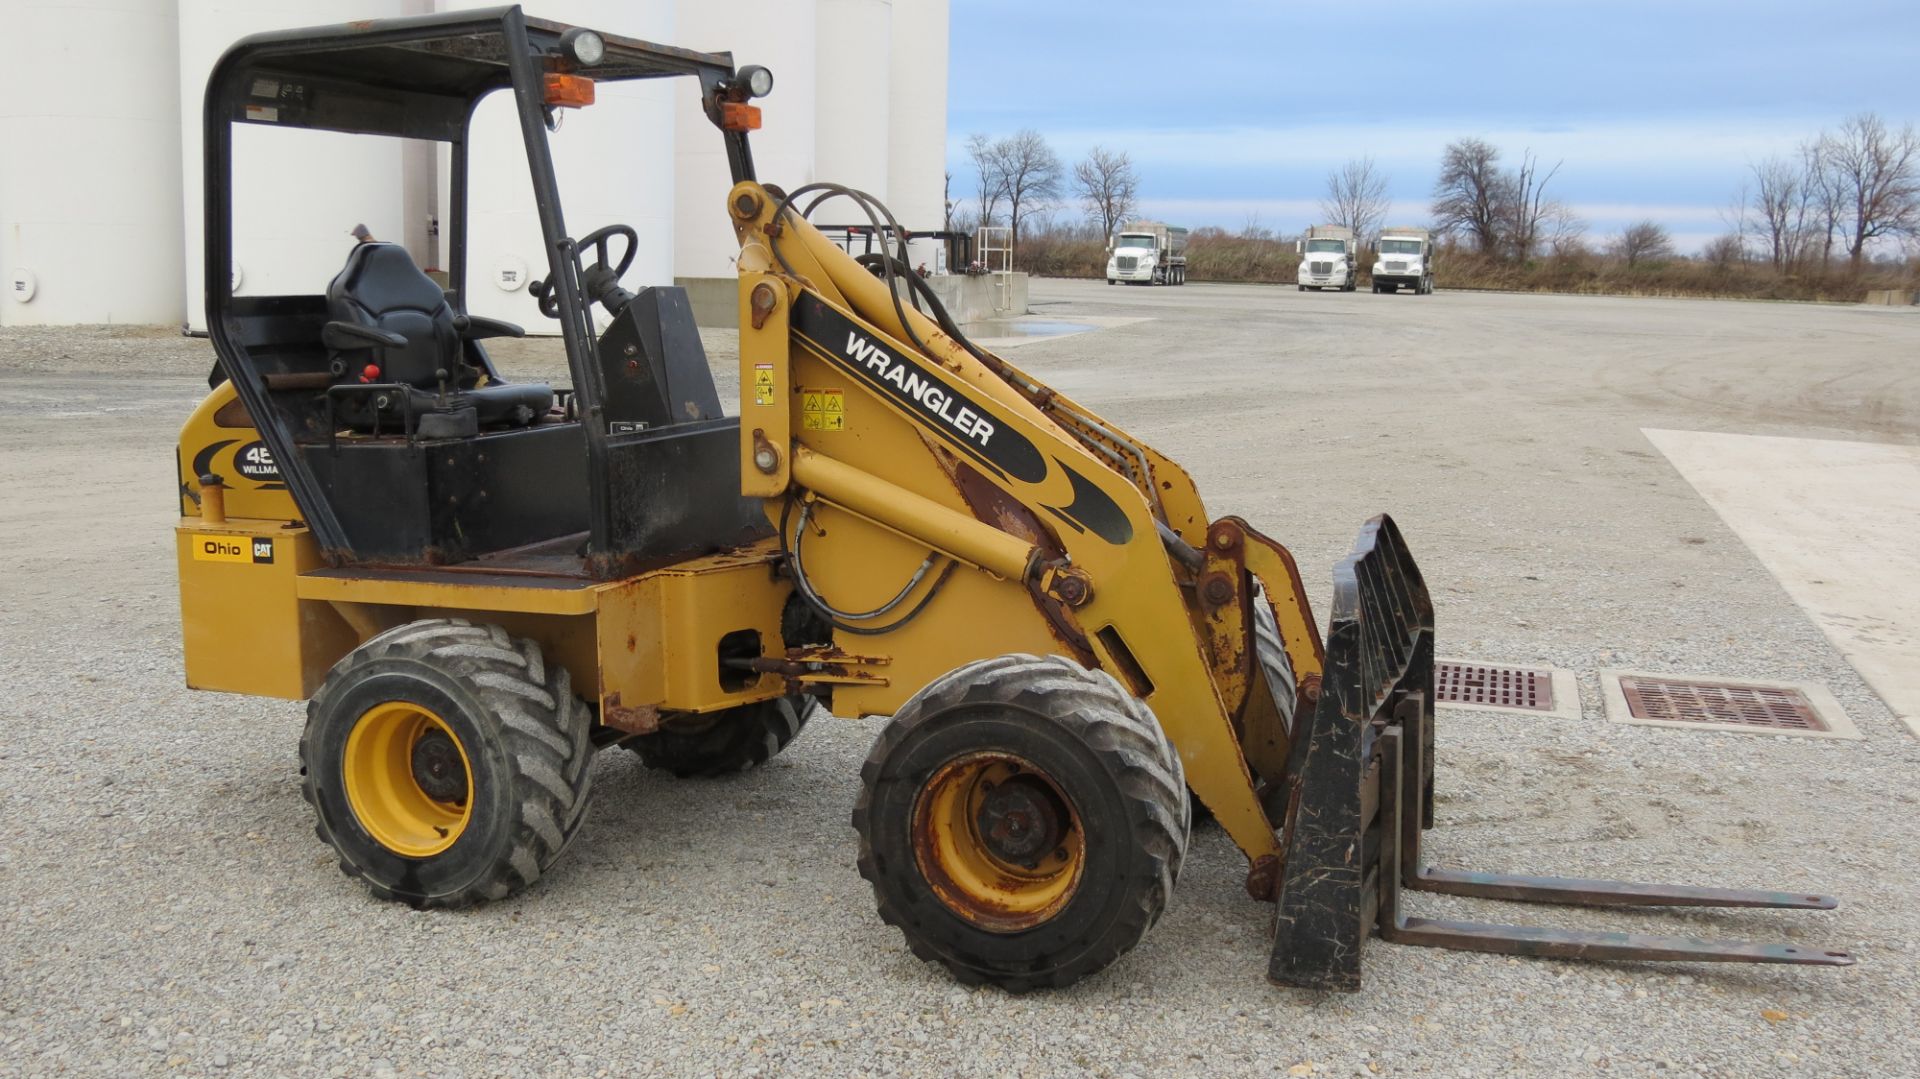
[1434, 661, 1555, 711]
[1617, 676, 1827, 732]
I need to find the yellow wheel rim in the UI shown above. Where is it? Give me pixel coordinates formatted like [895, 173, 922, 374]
[911, 752, 1085, 932]
[343, 701, 473, 858]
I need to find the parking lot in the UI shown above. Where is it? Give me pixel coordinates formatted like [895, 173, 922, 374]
[2, 279, 1917, 1077]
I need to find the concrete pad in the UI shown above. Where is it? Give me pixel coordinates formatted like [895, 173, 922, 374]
[1599, 669, 1861, 740]
[1434, 658, 1581, 720]
[1645, 428, 1920, 736]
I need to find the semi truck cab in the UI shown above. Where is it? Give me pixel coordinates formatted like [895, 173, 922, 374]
[1106, 223, 1188, 286]
[1296, 225, 1356, 291]
[1372, 228, 1435, 294]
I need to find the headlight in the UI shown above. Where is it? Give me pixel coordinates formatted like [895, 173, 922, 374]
[560, 27, 606, 66]
[736, 65, 775, 98]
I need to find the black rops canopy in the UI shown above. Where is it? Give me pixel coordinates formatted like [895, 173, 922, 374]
[206, 5, 741, 142]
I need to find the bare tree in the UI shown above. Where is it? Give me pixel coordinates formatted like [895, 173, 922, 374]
[1819, 112, 1920, 269]
[1719, 181, 1754, 263]
[1500, 149, 1565, 260]
[1701, 233, 1747, 270]
[993, 129, 1064, 248]
[1431, 138, 1504, 254]
[1748, 156, 1813, 271]
[1072, 146, 1139, 243]
[1542, 203, 1589, 257]
[942, 169, 954, 232]
[1320, 156, 1391, 241]
[1802, 138, 1846, 269]
[966, 132, 1007, 229]
[1612, 220, 1673, 268]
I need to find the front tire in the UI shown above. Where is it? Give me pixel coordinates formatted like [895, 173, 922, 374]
[625, 695, 813, 777]
[300, 619, 594, 909]
[854, 654, 1188, 992]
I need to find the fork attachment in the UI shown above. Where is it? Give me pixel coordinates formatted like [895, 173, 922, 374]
[1266, 515, 1854, 992]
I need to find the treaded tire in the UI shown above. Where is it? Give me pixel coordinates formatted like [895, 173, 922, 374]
[853, 654, 1189, 992]
[1250, 588, 1299, 740]
[625, 695, 813, 778]
[300, 618, 594, 909]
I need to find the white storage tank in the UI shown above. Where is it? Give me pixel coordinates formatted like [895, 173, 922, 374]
[670, 0, 819, 281]
[813, 0, 891, 205]
[449, 0, 677, 331]
[178, 0, 413, 333]
[886, 0, 949, 270]
[1, 0, 184, 327]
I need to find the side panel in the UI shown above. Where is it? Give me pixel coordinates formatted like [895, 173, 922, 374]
[177, 382, 299, 522]
[595, 549, 795, 717]
[177, 521, 357, 699]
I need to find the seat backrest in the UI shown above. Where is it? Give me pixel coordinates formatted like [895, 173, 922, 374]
[326, 243, 458, 387]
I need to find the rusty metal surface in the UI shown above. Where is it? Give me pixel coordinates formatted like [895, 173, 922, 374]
[1384, 918, 1854, 965]
[1244, 854, 1281, 901]
[1619, 675, 1827, 731]
[1411, 866, 1837, 909]
[599, 692, 662, 735]
[909, 752, 1084, 933]
[1434, 660, 1554, 711]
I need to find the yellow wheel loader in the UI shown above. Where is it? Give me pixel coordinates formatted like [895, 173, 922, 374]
[176, 7, 1851, 991]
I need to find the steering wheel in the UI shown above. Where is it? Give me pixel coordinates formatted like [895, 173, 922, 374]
[529, 223, 638, 318]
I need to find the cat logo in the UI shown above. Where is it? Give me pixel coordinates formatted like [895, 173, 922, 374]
[193, 534, 274, 564]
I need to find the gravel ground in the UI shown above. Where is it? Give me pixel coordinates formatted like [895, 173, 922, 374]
[2, 281, 1918, 1078]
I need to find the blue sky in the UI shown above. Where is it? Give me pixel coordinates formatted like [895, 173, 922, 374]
[947, 0, 1919, 250]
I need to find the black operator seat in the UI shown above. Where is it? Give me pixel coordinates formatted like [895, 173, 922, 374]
[323, 242, 553, 430]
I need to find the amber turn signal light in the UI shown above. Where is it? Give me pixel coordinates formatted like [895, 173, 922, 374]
[720, 102, 761, 131]
[543, 73, 595, 108]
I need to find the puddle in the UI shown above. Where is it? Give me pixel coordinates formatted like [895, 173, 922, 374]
[958, 319, 1094, 340]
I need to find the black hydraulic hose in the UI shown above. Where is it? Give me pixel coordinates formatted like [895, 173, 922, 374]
[778, 495, 956, 637]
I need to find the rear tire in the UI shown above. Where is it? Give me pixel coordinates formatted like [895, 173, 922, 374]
[854, 654, 1188, 992]
[625, 695, 813, 778]
[300, 619, 594, 909]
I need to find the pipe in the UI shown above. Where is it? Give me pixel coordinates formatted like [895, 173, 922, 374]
[789, 446, 1039, 584]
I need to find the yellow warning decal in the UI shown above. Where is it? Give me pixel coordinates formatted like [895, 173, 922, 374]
[753, 363, 776, 406]
[192, 534, 275, 564]
[802, 388, 845, 432]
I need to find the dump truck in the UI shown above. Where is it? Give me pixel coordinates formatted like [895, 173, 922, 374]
[174, 7, 1850, 993]
[1106, 222, 1188, 286]
[1373, 225, 1435, 294]
[1296, 224, 1356, 291]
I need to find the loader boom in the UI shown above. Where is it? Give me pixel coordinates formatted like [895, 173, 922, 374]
[726, 182, 1317, 873]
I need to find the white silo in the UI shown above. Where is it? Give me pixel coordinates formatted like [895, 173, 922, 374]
[1, 0, 184, 327]
[178, 0, 413, 333]
[449, 0, 677, 331]
[812, 0, 892, 205]
[670, 0, 819, 281]
[886, 0, 949, 270]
